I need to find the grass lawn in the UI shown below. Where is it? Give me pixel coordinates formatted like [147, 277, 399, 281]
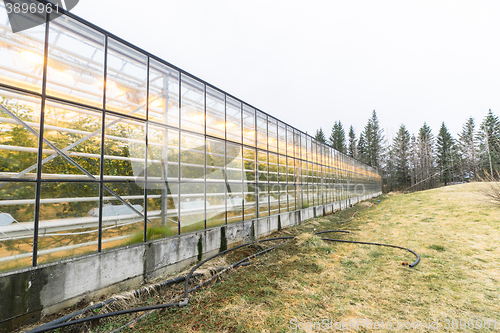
[42, 183, 500, 332]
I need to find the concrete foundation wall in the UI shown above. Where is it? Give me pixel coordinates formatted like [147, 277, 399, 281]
[0, 192, 381, 332]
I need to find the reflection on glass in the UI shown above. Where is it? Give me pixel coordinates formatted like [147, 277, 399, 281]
[258, 184, 269, 218]
[227, 183, 243, 224]
[104, 114, 146, 182]
[180, 132, 204, 181]
[38, 182, 99, 265]
[206, 138, 225, 182]
[181, 74, 205, 134]
[101, 182, 145, 250]
[148, 125, 179, 182]
[279, 184, 287, 213]
[243, 183, 256, 220]
[0, 182, 35, 272]
[42, 102, 102, 179]
[269, 183, 279, 215]
[47, 17, 105, 108]
[243, 147, 256, 182]
[226, 143, 242, 182]
[243, 105, 256, 147]
[226, 96, 241, 143]
[206, 183, 225, 228]
[0, 3, 45, 93]
[268, 117, 277, 153]
[287, 184, 296, 211]
[147, 186, 178, 240]
[0, 90, 40, 178]
[106, 39, 147, 118]
[256, 111, 267, 150]
[268, 153, 278, 183]
[258, 151, 268, 183]
[180, 182, 205, 233]
[278, 154, 287, 183]
[206, 87, 225, 139]
[278, 122, 286, 155]
[149, 60, 179, 127]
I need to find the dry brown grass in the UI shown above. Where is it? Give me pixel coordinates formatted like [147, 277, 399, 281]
[81, 183, 500, 332]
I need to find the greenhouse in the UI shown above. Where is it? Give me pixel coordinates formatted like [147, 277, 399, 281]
[0, 3, 381, 274]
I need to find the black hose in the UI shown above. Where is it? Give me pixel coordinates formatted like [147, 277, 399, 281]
[28, 226, 420, 332]
[321, 238, 420, 267]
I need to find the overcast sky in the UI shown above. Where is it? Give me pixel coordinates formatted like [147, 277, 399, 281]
[72, 0, 500, 143]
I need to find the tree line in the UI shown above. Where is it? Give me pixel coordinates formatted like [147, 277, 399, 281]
[315, 109, 500, 192]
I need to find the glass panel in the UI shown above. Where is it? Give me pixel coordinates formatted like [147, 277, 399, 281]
[268, 153, 278, 183]
[279, 184, 287, 213]
[301, 133, 307, 161]
[180, 132, 204, 181]
[106, 39, 147, 118]
[206, 182, 225, 228]
[242, 105, 255, 147]
[268, 117, 277, 153]
[278, 154, 287, 183]
[286, 126, 294, 157]
[257, 150, 267, 183]
[103, 114, 145, 182]
[256, 111, 267, 150]
[258, 184, 269, 218]
[296, 184, 303, 209]
[243, 147, 256, 183]
[47, 16, 105, 108]
[42, 101, 102, 180]
[148, 125, 179, 182]
[146, 186, 178, 240]
[226, 143, 242, 182]
[205, 86, 225, 139]
[286, 157, 295, 183]
[37, 182, 99, 265]
[0, 90, 40, 179]
[0, 182, 35, 272]
[278, 122, 286, 155]
[0, 3, 45, 93]
[149, 59, 179, 127]
[269, 183, 279, 215]
[180, 182, 205, 233]
[101, 182, 145, 250]
[287, 184, 296, 211]
[227, 183, 243, 224]
[226, 96, 241, 143]
[243, 183, 256, 220]
[206, 138, 225, 182]
[181, 74, 204, 134]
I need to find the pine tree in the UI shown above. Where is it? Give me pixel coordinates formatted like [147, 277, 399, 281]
[458, 117, 478, 181]
[363, 110, 384, 169]
[357, 131, 367, 163]
[478, 109, 500, 176]
[436, 122, 454, 186]
[390, 125, 411, 188]
[315, 128, 326, 144]
[329, 121, 346, 153]
[347, 125, 356, 158]
[416, 123, 434, 190]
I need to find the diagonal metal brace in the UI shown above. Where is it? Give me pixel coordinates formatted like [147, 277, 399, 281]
[0, 104, 152, 223]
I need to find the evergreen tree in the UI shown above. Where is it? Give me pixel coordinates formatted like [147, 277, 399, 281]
[347, 125, 356, 158]
[436, 122, 454, 186]
[363, 110, 384, 169]
[329, 121, 346, 153]
[416, 123, 435, 190]
[390, 125, 411, 188]
[315, 128, 326, 144]
[357, 131, 367, 163]
[458, 117, 478, 181]
[478, 109, 500, 176]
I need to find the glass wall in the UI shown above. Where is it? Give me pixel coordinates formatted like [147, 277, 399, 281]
[0, 2, 382, 273]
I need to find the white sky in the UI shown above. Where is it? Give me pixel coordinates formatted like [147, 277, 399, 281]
[72, 0, 500, 143]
